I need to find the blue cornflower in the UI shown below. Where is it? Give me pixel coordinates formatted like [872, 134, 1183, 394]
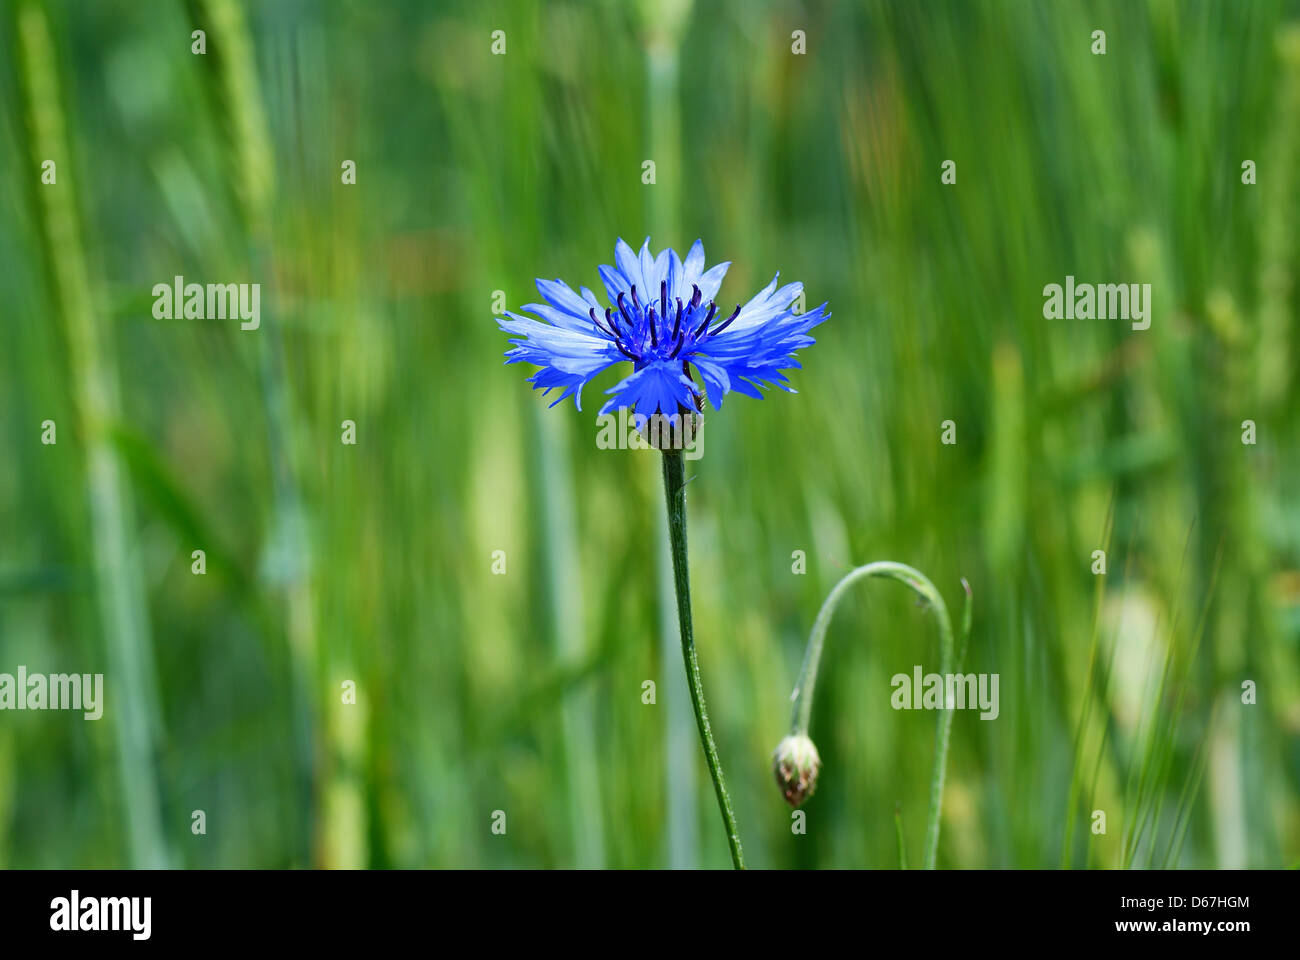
[498, 238, 829, 416]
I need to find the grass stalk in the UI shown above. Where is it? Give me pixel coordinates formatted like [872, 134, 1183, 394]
[17, 0, 168, 869]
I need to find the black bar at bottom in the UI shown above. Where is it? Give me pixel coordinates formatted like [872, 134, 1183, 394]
[0, 868, 1278, 946]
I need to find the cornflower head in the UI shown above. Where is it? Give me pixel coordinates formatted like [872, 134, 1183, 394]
[498, 238, 829, 417]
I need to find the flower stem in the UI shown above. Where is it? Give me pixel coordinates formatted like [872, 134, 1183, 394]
[788, 562, 971, 869]
[660, 450, 745, 869]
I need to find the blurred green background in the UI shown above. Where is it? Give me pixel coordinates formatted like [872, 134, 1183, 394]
[1, 0, 1298, 869]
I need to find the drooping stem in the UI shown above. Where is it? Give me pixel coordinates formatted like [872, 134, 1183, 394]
[788, 562, 972, 869]
[660, 450, 745, 869]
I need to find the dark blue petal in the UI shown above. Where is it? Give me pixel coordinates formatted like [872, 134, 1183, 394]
[600, 359, 700, 417]
[691, 356, 732, 411]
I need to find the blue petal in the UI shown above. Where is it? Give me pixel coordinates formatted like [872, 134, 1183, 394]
[666, 249, 685, 302]
[521, 301, 593, 334]
[614, 238, 645, 297]
[600, 359, 700, 417]
[598, 264, 631, 307]
[695, 260, 731, 303]
[691, 356, 732, 411]
[653, 248, 671, 298]
[498, 311, 625, 411]
[535, 277, 595, 325]
[639, 238, 658, 299]
[683, 239, 706, 285]
[686, 302, 831, 404]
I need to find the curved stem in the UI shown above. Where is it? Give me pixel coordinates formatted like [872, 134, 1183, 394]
[660, 451, 745, 869]
[788, 562, 970, 869]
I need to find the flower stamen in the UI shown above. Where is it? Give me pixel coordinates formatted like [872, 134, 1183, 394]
[709, 304, 742, 337]
[693, 302, 718, 338]
[616, 291, 635, 331]
[589, 307, 616, 340]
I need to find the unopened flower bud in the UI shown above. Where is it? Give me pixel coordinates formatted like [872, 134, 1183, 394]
[772, 734, 821, 807]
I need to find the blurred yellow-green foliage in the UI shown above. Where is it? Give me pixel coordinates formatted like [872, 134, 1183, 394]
[1, 0, 1298, 868]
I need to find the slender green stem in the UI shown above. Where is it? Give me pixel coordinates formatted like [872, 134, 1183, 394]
[788, 562, 971, 869]
[660, 450, 745, 869]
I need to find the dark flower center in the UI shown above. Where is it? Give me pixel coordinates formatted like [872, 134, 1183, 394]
[589, 280, 740, 369]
